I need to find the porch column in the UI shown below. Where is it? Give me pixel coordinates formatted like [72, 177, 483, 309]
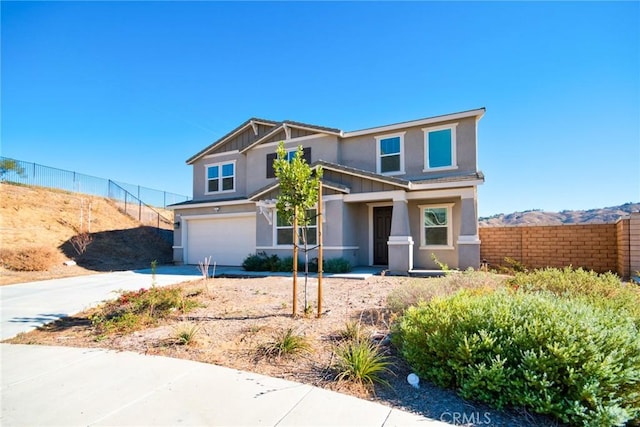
[388, 192, 413, 275]
[457, 191, 481, 269]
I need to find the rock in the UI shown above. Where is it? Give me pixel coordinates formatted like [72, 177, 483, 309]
[63, 260, 77, 266]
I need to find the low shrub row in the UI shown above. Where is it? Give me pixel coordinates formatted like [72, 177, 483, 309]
[508, 266, 640, 326]
[391, 268, 640, 426]
[387, 268, 505, 314]
[242, 252, 351, 273]
[90, 286, 200, 335]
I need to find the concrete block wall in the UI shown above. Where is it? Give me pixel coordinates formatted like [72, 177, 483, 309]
[480, 220, 632, 277]
[617, 217, 630, 278]
[630, 212, 640, 276]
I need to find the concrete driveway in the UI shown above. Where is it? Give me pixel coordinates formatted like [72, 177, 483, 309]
[0, 265, 202, 340]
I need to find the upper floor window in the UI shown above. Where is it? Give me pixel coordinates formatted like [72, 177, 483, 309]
[266, 147, 311, 179]
[375, 132, 405, 175]
[419, 204, 454, 249]
[206, 161, 235, 194]
[423, 124, 457, 171]
[275, 209, 317, 246]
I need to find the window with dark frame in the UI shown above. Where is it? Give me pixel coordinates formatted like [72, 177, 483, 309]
[266, 147, 311, 179]
[275, 208, 317, 246]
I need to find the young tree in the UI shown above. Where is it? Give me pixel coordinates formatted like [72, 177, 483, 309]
[273, 142, 322, 317]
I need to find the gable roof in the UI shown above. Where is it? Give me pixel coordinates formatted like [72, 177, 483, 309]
[187, 118, 341, 164]
[248, 176, 350, 201]
[239, 121, 342, 154]
[186, 118, 278, 165]
[342, 108, 486, 138]
[315, 160, 411, 189]
[186, 108, 486, 164]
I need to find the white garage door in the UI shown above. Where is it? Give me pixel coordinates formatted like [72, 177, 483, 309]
[186, 214, 256, 266]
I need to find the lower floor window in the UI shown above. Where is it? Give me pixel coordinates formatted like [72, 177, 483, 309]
[276, 209, 317, 246]
[420, 204, 453, 248]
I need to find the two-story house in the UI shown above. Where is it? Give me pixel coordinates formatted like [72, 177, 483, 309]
[169, 108, 485, 274]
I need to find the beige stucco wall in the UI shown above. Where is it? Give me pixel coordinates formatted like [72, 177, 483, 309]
[339, 116, 478, 178]
[190, 134, 339, 202]
[246, 135, 339, 195]
[191, 151, 246, 201]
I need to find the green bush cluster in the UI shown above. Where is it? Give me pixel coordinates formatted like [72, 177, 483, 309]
[91, 286, 199, 334]
[392, 289, 640, 426]
[242, 252, 281, 271]
[387, 269, 506, 314]
[508, 267, 640, 326]
[242, 252, 351, 273]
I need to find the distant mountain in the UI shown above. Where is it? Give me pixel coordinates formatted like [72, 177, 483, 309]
[479, 203, 640, 227]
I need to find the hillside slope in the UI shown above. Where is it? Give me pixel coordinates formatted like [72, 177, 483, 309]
[0, 183, 173, 285]
[479, 203, 639, 227]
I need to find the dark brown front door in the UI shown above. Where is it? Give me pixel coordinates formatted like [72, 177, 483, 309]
[373, 206, 392, 265]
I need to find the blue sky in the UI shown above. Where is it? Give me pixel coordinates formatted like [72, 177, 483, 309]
[1, 1, 638, 217]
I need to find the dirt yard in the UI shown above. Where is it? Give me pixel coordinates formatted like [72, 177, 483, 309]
[0, 183, 172, 285]
[6, 274, 557, 426]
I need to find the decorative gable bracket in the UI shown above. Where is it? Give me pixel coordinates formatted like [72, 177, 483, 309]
[250, 120, 259, 136]
[256, 199, 277, 225]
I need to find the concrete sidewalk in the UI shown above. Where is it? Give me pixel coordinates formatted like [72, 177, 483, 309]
[0, 344, 447, 426]
[0, 266, 203, 340]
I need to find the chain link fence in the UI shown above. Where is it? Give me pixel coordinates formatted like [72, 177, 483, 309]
[0, 156, 190, 241]
[0, 157, 189, 208]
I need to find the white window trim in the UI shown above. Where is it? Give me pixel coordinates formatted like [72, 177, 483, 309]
[205, 160, 236, 195]
[284, 148, 299, 162]
[423, 123, 458, 172]
[418, 203, 455, 250]
[273, 208, 318, 247]
[375, 132, 405, 176]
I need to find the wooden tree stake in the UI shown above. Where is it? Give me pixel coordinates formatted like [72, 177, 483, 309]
[317, 181, 323, 318]
[292, 212, 298, 317]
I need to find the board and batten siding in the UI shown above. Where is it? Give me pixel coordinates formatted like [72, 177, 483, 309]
[322, 169, 400, 193]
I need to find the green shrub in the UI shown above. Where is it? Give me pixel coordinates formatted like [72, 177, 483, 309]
[174, 323, 200, 345]
[242, 252, 280, 271]
[333, 338, 393, 390]
[276, 256, 297, 272]
[91, 286, 199, 334]
[336, 320, 366, 342]
[258, 327, 311, 359]
[387, 269, 505, 313]
[323, 257, 351, 273]
[509, 267, 640, 326]
[392, 289, 640, 426]
[248, 254, 351, 274]
[501, 256, 528, 273]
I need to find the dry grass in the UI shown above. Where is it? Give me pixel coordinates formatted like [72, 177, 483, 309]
[0, 246, 61, 271]
[0, 182, 172, 285]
